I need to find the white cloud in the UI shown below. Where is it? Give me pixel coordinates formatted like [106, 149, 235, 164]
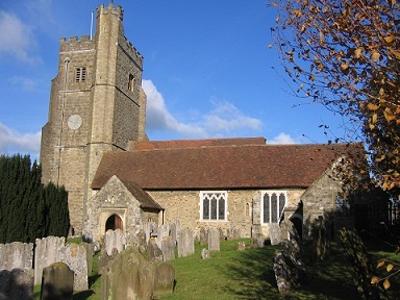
[269, 132, 297, 144]
[8, 76, 37, 91]
[0, 11, 38, 63]
[142, 79, 263, 138]
[0, 122, 41, 155]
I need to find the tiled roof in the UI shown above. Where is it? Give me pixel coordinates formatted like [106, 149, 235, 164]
[118, 177, 163, 210]
[92, 142, 363, 190]
[130, 137, 266, 150]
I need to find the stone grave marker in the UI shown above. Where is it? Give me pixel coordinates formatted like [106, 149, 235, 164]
[177, 228, 194, 257]
[40, 262, 73, 300]
[207, 228, 220, 251]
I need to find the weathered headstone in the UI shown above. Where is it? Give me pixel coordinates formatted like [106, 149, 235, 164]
[269, 224, 282, 245]
[40, 262, 73, 300]
[104, 229, 126, 256]
[0, 269, 33, 300]
[199, 227, 207, 245]
[34, 237, 89, 292]
[154, 263, 175, 297]
[82, 243, 94, 276]
[177, 228, 194, 257]
[101, 247, 157, 300]
[169, 223, 177, 245]
[148, 239, 163, 262]
[237, 241, 246, 251]
[62, 243, 88, 291]
[0, 242, 33, 271]
[227, 227, 241, 240]
[34, 236, 65, 286]
[273, 240, 305, 296]
[207, 228, 220, 251]
[160, 237, 175, 262]
[218, 228, 225, 240]
[201, 248, 210, 260]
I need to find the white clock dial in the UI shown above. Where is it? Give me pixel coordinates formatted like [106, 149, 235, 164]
[67, 114, 82, 130]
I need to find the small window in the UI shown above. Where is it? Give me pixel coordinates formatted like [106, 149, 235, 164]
[262, 191, 287, 224]
[200, 191, 227, 221]
[75, 67, 86, 82]
[128, 74, 135, 91]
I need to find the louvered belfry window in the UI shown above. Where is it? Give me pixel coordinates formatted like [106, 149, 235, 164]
[75, 67, 86, 82]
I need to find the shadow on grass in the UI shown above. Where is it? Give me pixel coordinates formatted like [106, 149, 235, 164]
[222, 246, 281, 299]
[73, 290, 95, 300]
[223, 245, 359, 300]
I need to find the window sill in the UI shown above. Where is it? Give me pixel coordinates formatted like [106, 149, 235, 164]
[199, 220, 229, 223]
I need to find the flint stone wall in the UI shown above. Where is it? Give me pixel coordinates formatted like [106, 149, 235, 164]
[148, 190, 258, 238]
[0, 242, 33, 271]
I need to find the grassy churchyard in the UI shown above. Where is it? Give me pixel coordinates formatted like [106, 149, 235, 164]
[50, 238, 398, 300]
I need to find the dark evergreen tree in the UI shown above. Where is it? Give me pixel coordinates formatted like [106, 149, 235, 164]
[0, 155, 70, 243]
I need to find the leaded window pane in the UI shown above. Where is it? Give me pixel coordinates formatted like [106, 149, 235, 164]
[218, 198, 225, 220]
[203, 198, 209, 220]
[278, 193, 285, 219]
[211, 197, 217, 220]
[263, 194, 270, 223]
[271, 193, 278, 223]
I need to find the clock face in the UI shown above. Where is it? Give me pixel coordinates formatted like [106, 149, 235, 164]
[67, 114, 82, 130]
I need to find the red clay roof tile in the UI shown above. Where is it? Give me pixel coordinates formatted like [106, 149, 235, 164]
[92, 142, 363, 190]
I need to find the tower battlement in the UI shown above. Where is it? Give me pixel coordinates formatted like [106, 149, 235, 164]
[60, 35, 95, 52]
[96, 3, 123, 20]
[120, 35, 144, 69]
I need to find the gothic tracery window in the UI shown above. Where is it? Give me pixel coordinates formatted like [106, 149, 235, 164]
[200, 191, 227, 221]
[262, 191, 287, 224]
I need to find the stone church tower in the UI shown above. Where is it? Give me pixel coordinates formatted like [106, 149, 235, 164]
[40, 4, 147, 233]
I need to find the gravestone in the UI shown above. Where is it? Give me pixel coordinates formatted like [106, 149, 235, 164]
[273, 240, 305, 295]
[237, 241, 246, 251]
[40, 262, 73, 300]
[199, 227, 207, 245]
[34, 237, 89, 292]
[160, 237, 175, 262]
[148, 239, 163, 262]
[62, 243, 88, 291]
[0, 242, 33, 271]
[0, 269, 33, 300]
[104, 229, 126, 256]
[34, 236, 65, 286]
[177, 228, 194, 257]
[154, 263, 175, 297]
[227, 227, 241, 240]
[269, 224, 282, 245]
[207, 228, 220, 251]
[201, 248, 210, 260]
[101, 248, 157, 300]
[169, 223, 177, 245]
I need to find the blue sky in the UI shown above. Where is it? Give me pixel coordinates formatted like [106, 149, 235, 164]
[0, 0, 351, 158]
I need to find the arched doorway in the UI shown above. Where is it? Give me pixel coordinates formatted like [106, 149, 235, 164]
[105, 214, 123, 232]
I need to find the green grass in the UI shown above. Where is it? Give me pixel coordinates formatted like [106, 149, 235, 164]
[160, 240, 361, 300]
[34, 239, 400, 299]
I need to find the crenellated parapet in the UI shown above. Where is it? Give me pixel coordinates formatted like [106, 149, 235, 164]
[119, 35, 144, 69]
[96, 3, 123, 21]
[60, 35, 95, 52]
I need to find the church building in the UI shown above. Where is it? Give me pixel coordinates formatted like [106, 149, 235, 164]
[40, 4, 364, 245]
